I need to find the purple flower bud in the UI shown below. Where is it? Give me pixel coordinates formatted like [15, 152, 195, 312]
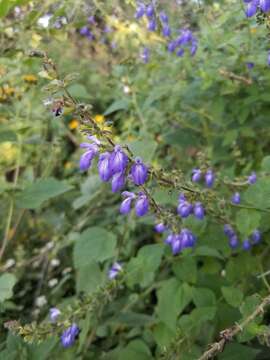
[120, 191, 135, 214]
[162, 25, 171, 37]
[246, 1, 258, 17]
[248, 171, 257, 184]
[190, 43, 198, 56]
[229, 235, 239, 249]
[135, 3, 145, 19]
[165, 233, 175, 245]
[176, 48, 184, 57]
[49, 307, 61, 322]
[224, 224, 235, 238]
[140, 47, 150, 64]
[135, 192, 149, 216]
[131, 157, 148, 185]
[146, 4, 155, 17]
[192, 168, 202, 182]
[180, 228, 196, 249]
[251, 229, 261, 244]
[111, 172, 125, 193]
[79, 150, 94, 171]
[260, 0, 270, 12]
[171, 235, 182, 255]
[205, 169, 215, 188]
[177, 201, 193, 218]
[231, 192, 241, 205]
[246, 62, 255, 69]
[193, 202, 205, 220]
[108, 262, 122, 279]
[80, 26, 90, 36]
[178, 193, 186, 202]
[167, 40, 177, 52]
[242, 239, 251, 251]
[110, 145, 128, 174]
[159, 11, 169, 24]
[98, 152, 112, 181]
[61, 324, 79, 348]
[155, 223, 167, 233]
[87, 16, 96, 25]
[177, 29, 193, 45]
[147, 19, 157, 31]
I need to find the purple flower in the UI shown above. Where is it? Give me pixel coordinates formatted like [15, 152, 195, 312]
[245, 1, 258, 17]
[242, 239, 251, 251]
[193, 202, 205, 220]
[246, 62, 255, 69]
[177, 29, 193, 45]
[87, 16, 96, 25]
[146, 4, 155, 17]
[108, 262, 122, 279]
[98, 152, 112, 181]
[205, 169, 215, 188]
[140, 47, 150, 64]
[251, 229, 261, 244]
[49, 307, 61, 322]
[177, 200, 193, 218]
[224, 224, 235, 238]
[131, 157, 148, 185]
[229, 235, 239, 249]
[231, 192, 241, 205]
[180, 228, 196, 249]
[167, 41, 177, 52]
[79, 141, 99, 172]
[260, 0, 270, 12]
[135, 192, 149, 216]
[135, 3, 145, 19]
[120, 191, 135, 214]
[155, 223, 167, 233]
[111, 172, 125, 193]
[190, 42, 198, 56]
[162, 25, 171, 37]
[171, 234, 182, 255]
[80, 26, 90, 36]
[192, 168, 202, 183]
[248, 171, 257, 184]
[159, 11, 169, 24]
[61, 324, 79, 348]
[178, 193, 186, 202]
[176, 48, 185, 57]
[147, 19, 157, 31]
[110, 145, 128, 174]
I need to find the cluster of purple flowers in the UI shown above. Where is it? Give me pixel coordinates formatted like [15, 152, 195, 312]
[80, 136, 148, 193]
[224, 224, 261, 250]
[49, 308, 80, 348]
[79, 16, 96, 40]
[135, 2, 198, 62]
[177, 193, 205, 220]
[120, 191, 149, 216]
[165, 228, 197, 255]
[191, 168, 215, 188]
[167, 28, 198, 57]
[244, 0, 270, 17]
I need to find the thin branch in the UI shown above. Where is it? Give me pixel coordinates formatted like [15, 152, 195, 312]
[198, 293, 270, 360]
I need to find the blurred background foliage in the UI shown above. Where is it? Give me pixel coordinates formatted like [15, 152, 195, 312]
[1, 0, 270, 359]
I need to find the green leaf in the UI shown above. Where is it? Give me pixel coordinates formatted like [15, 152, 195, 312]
[126, 244, 164, 288]
[236, 209, 261, 237]
[118, 340, 153, 360]
[218, 343, 260, 360]
[173, 257, 197, 284]
[194, 246, 223, 259]
[156, 279, 192, 331]
[221, 286, 244, 308]
[261, 155, 270, 172]
[127, 137, 157, 162]
[76, 261, 103, 294]
[192, 287, 216, 307]
[103, 99, 130, 115]
[16, 178, 73, 209]
[73, 227, 117, 268]
[67, 84, 90, 99]
[243, 178, 270, 209]
[0, 273, 16, 302]
[152, 322, 175, 348]
[0, 130, 17, 143]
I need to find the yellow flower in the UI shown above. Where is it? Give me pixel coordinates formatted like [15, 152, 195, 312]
[23, 74, 38, 83]
[250, 28, 257, 34]
[69, 119, 80, 130]
[94, 114, 105, 124]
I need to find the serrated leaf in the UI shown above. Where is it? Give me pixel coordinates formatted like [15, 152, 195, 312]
[16, 178, 73, 209]
[73, 227, 117, 268]
[221, 286, 244, 308]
